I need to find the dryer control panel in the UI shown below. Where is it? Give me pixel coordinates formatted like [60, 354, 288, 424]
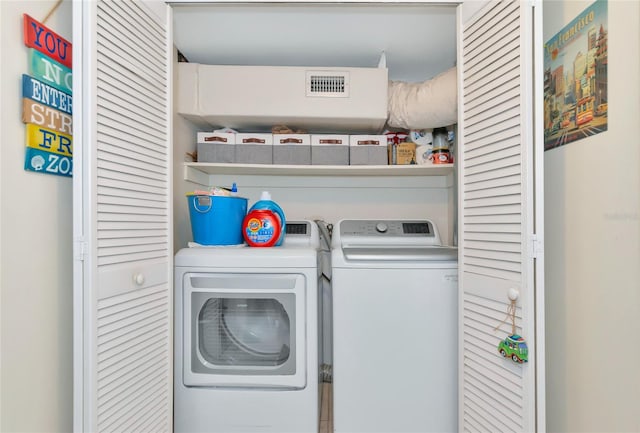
[282, 220, 320, 249]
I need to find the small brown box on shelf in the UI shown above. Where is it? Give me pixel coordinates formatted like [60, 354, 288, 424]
[388, 142, 417, 165]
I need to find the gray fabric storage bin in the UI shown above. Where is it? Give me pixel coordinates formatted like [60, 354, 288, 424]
[274, 146, 311, 165]
[273, 134, 311, 165]
[197, 142, 235, 163]
[235, 144, 272, 164]
[349, 135, 388, 165]
[196, 132, 236, 163]
[312, 146, 349, 165]
[311, 135, 349, 165]
[235, 133, 273, 164]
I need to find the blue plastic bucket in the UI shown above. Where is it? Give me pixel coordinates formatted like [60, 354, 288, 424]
[187, 194, 248, 245]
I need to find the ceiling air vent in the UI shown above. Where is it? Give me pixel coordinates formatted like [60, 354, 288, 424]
[306, 70, 350, 98]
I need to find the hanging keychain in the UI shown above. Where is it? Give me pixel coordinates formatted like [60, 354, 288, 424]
[494, 288, 528, 364]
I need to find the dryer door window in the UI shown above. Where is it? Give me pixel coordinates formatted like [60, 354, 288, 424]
[183, 273, 307, 389]
[194, 294, 296, 374]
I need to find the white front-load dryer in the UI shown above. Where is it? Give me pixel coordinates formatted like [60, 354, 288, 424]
[174, 221, 321, 433]
[331, 219, 458, 433]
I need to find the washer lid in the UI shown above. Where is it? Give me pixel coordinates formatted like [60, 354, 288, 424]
[342, 246, 457, 261]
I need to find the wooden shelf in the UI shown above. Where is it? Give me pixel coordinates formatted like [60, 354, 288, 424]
[184, 162, 454, 177]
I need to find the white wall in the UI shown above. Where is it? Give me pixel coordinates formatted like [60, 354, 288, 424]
[0, 1, 73, 432]
[176, 173, 454, 243]
[543, 1, 640, 432]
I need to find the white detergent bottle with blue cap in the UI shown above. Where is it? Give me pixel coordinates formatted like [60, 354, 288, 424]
[249, 191, 286, 246]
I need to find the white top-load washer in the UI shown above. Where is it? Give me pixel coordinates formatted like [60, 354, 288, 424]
[331, 219, 458, 433]
[174, 221, 322, 433]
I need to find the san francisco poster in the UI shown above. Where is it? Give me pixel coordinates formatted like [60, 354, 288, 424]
[544, 0, 608, 151]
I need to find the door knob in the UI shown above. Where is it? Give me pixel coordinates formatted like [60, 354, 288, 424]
[508, 288, 519, 301]
[133, 273, 145, 286]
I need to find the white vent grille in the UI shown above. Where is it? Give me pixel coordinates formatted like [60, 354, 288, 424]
[306, 71, 349, 97]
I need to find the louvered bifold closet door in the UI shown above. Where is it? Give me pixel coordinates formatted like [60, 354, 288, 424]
[74, 1, 172, 432]
[458, 1, 541, 432]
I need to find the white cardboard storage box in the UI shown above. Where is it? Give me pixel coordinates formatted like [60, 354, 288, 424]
[235, 133, 273, 164]
[196, 132, 236, 163]
[349, 134, 388, 165]
[177, 63, 388, 133]
[311, 134, 349, 165]
[273, 134, 311, 165]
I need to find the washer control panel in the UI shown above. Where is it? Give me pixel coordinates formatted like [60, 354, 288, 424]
[336, 219, 441, 247]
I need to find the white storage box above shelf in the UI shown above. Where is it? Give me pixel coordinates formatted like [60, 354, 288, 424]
[177, 63, 389, 133]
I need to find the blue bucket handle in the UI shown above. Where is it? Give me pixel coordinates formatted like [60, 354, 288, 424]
[192, 195, 213, 213]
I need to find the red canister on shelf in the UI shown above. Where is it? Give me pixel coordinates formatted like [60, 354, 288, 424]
[432, 148, 452, 164]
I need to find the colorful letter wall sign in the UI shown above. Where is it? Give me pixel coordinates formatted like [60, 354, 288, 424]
[22, 74, 72, 115]
[22, 14, 72, 177]
[23, 14, 72, 68]
[29, 48, 72, 94]
[22, 99, 72, 135]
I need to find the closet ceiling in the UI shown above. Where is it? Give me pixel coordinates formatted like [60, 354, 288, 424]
[171, 4, 457, 83]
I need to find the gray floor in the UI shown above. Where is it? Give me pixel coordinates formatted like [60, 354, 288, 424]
[320, 383, 332, 433]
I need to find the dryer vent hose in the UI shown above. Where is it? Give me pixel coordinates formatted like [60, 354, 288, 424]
[315, 220, 332, 252]
[321, 363, 333, 383]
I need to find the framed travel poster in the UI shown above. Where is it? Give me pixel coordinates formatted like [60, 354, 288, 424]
[543, 0, 608, 151]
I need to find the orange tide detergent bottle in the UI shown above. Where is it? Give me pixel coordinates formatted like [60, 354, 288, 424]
[242, 209, 282, 247]
[242, 191, 286, 247]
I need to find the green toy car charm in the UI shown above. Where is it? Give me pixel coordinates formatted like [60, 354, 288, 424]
[498, 334, 528, 363]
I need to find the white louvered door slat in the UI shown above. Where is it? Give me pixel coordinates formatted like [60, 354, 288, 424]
[73, 1, 172, 432]
[458, 1, 544, 432]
